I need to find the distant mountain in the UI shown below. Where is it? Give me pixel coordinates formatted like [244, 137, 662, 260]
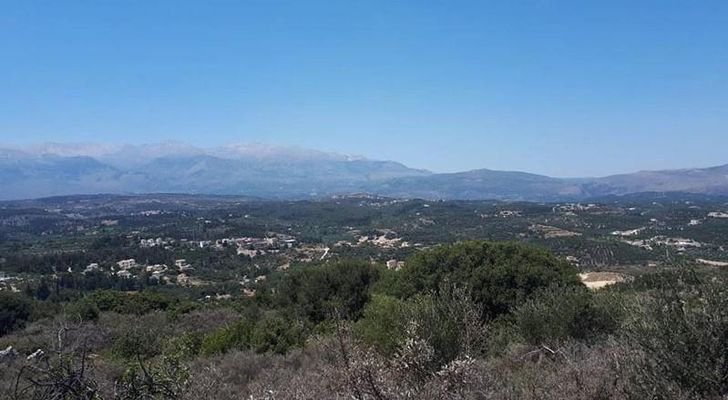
[583, 165, 728, 197]
[0, 144, 430, 200]
[0, 143, 726, 201]
[0, 154, 136, 200]
[367, 165, 728, 201]
[368, 169, 584, 201]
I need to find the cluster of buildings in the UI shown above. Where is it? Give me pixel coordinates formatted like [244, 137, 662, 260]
[113, 259, 137, 279]
[79, 258, 194, 284]
[611, 227, 647, 237]
[655, 236, 703, 252]
[185, 234, 297, 254]
[0, 272, 21, 292]
[185, 235, 298, 258]
[708, 211, 728, 219]
[553, 203, 601, 213]
[136, 210, 164, 216]
[140, 237, 175, 248]
[621, 236, 703, 252]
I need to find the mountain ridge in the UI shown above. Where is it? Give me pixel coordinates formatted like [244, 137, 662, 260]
[0, 143, 726, 201]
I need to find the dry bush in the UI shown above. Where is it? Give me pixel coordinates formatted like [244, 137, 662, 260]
[1, 312, 199, 400]
[176, 337, 347, 399]
[9, 321, 101, 400]
[0, 317, 62, 356]
[1, 357, 23, 400]
[233, 333, 627, 400]
[99, 312, 172, 342]
[239, 321, 485, 400]
[180, 330, 477, 400]
[337, 327, 484, 399]
[1, 321, 632, 400]
[184, 288, 490, 399]
[171, 308, 240, 337]
[0, 315, 109, 399]
[113, 354, 192, 400]
[618, 279, 728, 400]
[481, 340, 626, 400]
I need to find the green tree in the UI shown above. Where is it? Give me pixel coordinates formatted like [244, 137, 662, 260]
[35, 278, 51, 301]
[392, 241, 581, 319]
[0, 292, 32, 336]
[275, 261, 380, 323]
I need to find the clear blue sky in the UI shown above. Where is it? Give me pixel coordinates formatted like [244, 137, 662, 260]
[1, 0, 726, 177]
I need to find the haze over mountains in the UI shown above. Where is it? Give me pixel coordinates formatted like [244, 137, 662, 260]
[1, 143, 727, 201]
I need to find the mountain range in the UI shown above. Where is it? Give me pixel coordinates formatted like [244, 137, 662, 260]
[1, 143, 727, 201]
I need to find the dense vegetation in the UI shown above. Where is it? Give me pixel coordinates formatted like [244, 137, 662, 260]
[1, 238, 727, 399]
[2, 194, 728, 398]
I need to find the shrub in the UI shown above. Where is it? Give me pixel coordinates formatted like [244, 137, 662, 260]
[356, 286, 486, 369]
[354, 294, 408, 354]
[623, 279, 728, 399]
[200, 312, 308, 356]
[64, 299, 100, 322]
[250, 312, 307, 354]
[615, 268, 702, 292]
[486, 340, 626, 400]
[200, 318, 255, 356]
[164, 332, 204, 360]
[116, 354, 191, 399]
[88, 289, 176, 315]
[514, 285, 620, 346]
[403, 286, 487, 368]
[111, 325, 162, 360]
[166, 301, 199, 321]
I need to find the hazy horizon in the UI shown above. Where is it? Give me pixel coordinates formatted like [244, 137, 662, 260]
[2, 140, 727, 179]
[2, 1, 727, 177]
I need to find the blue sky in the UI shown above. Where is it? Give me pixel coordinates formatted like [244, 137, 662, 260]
[1, 0, 726, 177]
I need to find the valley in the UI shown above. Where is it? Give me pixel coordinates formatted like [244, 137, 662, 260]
[2, 193, 728, 294]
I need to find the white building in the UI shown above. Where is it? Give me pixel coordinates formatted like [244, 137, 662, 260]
[83, 263, 100, 274]
[146, 264, 167, 273]
[386, 259, 405, 270]
[116, 270, 133, 279]
[117, 259, 136, 270]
